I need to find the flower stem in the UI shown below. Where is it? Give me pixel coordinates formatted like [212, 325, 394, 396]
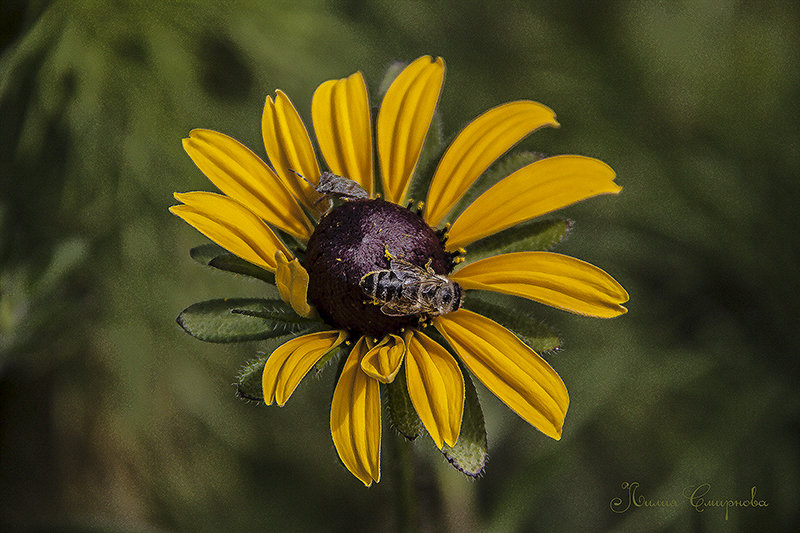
[392, 433, 418, 532]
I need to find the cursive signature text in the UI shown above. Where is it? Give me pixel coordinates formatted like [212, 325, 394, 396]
[610, 482, 768, 521]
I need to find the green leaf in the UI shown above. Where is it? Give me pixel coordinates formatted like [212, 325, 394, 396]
[462, 296, 562, 352]
[236, 355, 267, 401]
[177, 298, 312, 343]
[385, 365, 425, 441]
[189, 243, 228, 264]
[329, 346, 350, 406]
[314, 344, 344, 373]
[461, 218, 572, 264]
[376, 60, 406, 99]
[441, 363, 487, 477]
[407, 111, 448, 205]
[448, 151, 548, 224]
[189, 244, 275, 284]
[484, 150, 548, 183]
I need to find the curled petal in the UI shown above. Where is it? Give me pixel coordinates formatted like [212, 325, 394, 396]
[360, 334, 406, 383]
[424, 101, 559, 226]
[182, 129, 313, 241]
[262, 90, 322, 212]
[377, 55, 445, 204]
[452, 252, 629, 318]
[275, 251, 317, 318]
[446, 156, 621, 250]
[406, 331, 464, 449]
[434, 309, 568, 440]
[312, 72, 374, 196]
[262, 330, 347, 406]
[331, 337, 381, 486]
[170, 192, 291, 271]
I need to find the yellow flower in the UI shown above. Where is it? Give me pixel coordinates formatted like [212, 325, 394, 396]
[171, 56, 628, 486]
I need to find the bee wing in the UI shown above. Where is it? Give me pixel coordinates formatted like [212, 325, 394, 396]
[389, 258, 429, 277]
[380, 299, 422, 317]
[413, 275, 450, 297]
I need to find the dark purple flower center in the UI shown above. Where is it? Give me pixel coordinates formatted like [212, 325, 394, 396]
[304, 199, 452, 337]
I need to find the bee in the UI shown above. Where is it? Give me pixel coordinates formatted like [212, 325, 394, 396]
[360, 256, 463, 317]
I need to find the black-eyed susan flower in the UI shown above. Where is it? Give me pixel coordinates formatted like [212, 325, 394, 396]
[171, 55, 628, 486]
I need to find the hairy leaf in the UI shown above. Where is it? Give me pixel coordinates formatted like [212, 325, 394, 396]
[460, 218, 572, 265]
[441, 362, 487, 477]
[447, 151, 548, 223]
[190, 243, 275, 283]
[177, 298, 311, 343]
[385, 364, 425, 441]
[236, 355, 268, 401]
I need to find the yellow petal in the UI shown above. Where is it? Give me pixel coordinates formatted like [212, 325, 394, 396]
[330, 337, 381, 486]
[170, 192, 291, 271]
[182, 129, 314, 241]
[446, 155, 621, 250]
[424, 101, 559, 226]
[262, 90, 322, 212]
[360, 334, 406, 383]
[451, 252, 629, 318]
[405, 330, 464, 449]
[262, 330, 347, 406]
[312, 72, 374, 196]
[377, 55, 445, 204]
[434, 309, 568, 440]
[275, 251, 318, 319]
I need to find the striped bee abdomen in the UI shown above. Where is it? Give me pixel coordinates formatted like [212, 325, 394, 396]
[359, 259, 463, 317]
[360, 270, 405, 303]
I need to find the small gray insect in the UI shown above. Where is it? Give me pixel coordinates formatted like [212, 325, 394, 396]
[291, 170, 369, 209]
[314, 171, 369, 201]
[360, 256, 462, 318]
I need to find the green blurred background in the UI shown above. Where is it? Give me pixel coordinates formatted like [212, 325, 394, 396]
[2, 1, 798, 531]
